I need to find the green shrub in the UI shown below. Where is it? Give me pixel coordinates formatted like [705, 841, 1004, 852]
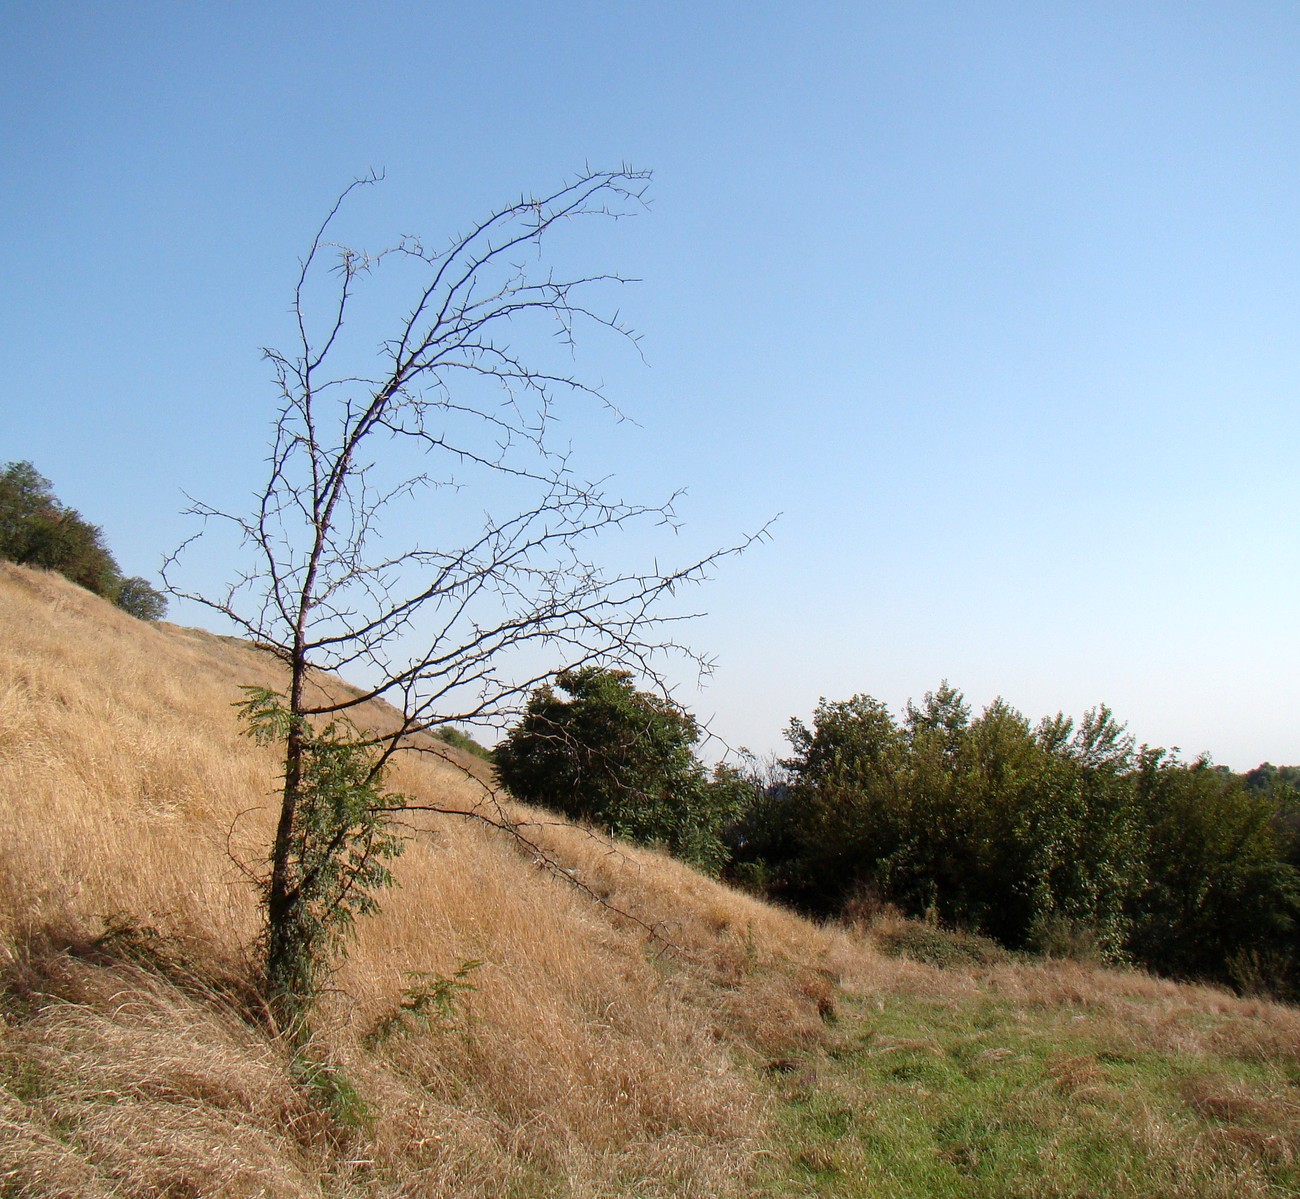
[495, 668, 747, 875]
[434, 725, 492, 760]
[1128, 751, 1300, 990]
[748, 682, 1299, 993]
[874, 920, 1011, 969]
[237, 687, 406, 1023]
[366, 960, 482, 1044]
[114, 575, 168, 622]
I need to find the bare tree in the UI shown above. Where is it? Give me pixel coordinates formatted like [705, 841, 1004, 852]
[164, 167, 760, 1023]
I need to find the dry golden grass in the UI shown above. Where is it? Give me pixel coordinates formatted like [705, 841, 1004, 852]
[4, 560, 1299, 1198]
[0, 562, 850, 1197]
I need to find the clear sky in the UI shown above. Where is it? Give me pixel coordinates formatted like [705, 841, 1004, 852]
[4, 2, 1298, 770]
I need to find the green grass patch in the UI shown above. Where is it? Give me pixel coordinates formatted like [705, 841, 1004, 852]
[755, 975, 1300, 1198]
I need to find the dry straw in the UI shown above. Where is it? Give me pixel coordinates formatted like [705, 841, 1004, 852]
[0, 562, 849, 1197]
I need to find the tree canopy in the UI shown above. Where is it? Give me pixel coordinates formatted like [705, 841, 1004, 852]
[494, 667, 749, 875]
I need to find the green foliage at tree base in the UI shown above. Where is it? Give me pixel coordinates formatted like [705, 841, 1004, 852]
[237, 687, 406, 1025]
[366, 960, 482, 1045]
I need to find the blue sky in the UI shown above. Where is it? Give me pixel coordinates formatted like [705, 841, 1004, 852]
[3, 2, 1298, 769]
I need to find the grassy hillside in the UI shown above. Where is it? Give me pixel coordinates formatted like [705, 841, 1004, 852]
[2, 561, 1298, 1197]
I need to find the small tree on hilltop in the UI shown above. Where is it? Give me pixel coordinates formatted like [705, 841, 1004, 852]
[165, 169, 760, 1025]
[116, 575, 169, 622]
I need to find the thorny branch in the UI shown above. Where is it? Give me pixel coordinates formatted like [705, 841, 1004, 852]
[166, 167, 763, 1016]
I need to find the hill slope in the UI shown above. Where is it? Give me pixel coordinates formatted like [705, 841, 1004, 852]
[2, 562, 1298, 1198]
[0, 562, 856, 1197]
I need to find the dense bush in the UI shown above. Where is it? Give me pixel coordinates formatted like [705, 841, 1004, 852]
[115, 574, 169, 621]
[730, 682, 1299, 996]
[0, 460, 166, 620]
[494, 667, 750, 875]
[1128, 750, 1300, 988]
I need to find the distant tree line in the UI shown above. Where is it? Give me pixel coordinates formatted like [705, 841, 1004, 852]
[496, 673, 1300, 999]
[736, 684, 1300, 996]
[0, 460, 166, 621]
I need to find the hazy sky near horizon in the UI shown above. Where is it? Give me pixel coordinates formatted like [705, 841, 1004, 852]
[3, 2, 1298, 770]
